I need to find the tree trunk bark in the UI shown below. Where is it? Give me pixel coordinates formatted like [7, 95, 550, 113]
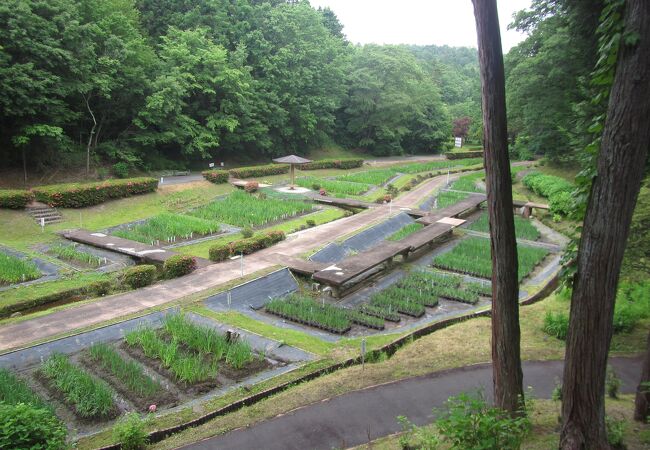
[83, 93, 97, 177]
[634, 330, 650, 422]
[472, 0, 523, 415]
[560, 1, 650, 448]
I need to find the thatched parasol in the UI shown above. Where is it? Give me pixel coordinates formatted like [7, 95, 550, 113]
[272, 155, 312, 190]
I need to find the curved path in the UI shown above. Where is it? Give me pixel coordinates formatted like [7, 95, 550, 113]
[180, 357, 642, 450]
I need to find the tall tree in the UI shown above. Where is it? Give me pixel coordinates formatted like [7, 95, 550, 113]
[560, 0, 650, 447]
[472, 0, 523, 414]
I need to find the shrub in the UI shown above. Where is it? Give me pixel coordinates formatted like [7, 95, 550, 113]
[606, 416, 625, 448]
[113, 412, 149, 450]
[244, 181, 259, 193]
[300, 158, 364, 170]
[209, 231, 285, 261]
[306, 219, 316, 227]
[33, 177, 158, 208]
[228, 164, 288, 179]
[123, 265, 156, 288]
[522, 172, 575, 216]
[112, 162, 130, 178]
[543, 311, 569, 340]
[606, 366, 621, 399]
[163, 255, 197, 278]
[0, 403, 67, 450]
[0, 189, 34, 209]
[201, 170, 229, 184]
[436, 391, 530, 450]
[311, 183, 321, 190]
[89, 279, 115, 296]
[241, 227, 254, 238]
[444, 150, 484, 159]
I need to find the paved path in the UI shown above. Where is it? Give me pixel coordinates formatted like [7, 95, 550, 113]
[0, 175, 450, 353]
[181, 357, 642, 450]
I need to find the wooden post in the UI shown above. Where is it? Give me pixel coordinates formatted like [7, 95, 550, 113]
[290, 164, 295, 189]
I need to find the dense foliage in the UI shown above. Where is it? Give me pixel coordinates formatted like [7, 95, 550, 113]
[33, 177, 158, 208]
[0, 403, 67, 450]
[522, 172, 574, 215]
[0, 190, 34, 209]
[0, 0, 480, 176]
[123, 265, 157, 289]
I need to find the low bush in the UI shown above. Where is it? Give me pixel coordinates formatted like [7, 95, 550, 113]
[228, 164, 288, 178]
[612, 280, 650, 333]
[0, 403, 67, 450]
[163, 255, 197, 278]
[39, 354, 116, 420]
[444, 150, 484, 159]
[113, 412, 149, 450]
[606, 366, 621, 399]
[201, 170, 229, 184]
[241, 227, 254, 238]
[208, 231, 285, 262]
[245, 181, 259, 193]
[33, 177, 158, 208]
[0, 189, 34, 209]
[300, 158, 364, 170]
[543, 311, 569, 340]
[522, 172, 575, 216]
[435, 391, 530, 450]
[123, 265, 156, 289]
[113, 162, 130, 178]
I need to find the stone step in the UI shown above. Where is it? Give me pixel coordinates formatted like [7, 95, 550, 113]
[30, 211, 62, 219]
[34, 217, 63, 225]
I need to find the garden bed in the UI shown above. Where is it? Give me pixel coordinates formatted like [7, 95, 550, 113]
[467, 212, 541, 241]
[296, 176, 371, 197]
[113, 213, 222, 245]
[47, 244, 106, 268]
[0, 252, 41, 285]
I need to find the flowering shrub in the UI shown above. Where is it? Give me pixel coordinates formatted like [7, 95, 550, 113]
[201, 170, 229, 184]
[244, 181, 259, 193]
[229, 164, 288, 179]
[0, 189, 34, 209]
[33, 178, 158, 208]
[209, 231, 285, 261]
[163, 255, 197, 278]
[301, 158, 364, 170]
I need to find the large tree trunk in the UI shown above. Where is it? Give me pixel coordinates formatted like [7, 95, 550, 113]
[472, 0, 523, 415]
[634, 330, 650, 422]
[560, 1, 650, 448]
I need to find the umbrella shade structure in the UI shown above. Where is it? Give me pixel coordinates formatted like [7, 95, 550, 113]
[272, 155, 312, 189]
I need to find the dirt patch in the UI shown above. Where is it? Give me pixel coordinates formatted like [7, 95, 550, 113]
[218, 356, 274, 383]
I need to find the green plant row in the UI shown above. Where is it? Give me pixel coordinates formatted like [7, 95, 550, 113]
[431, 237, 549, 282]
[192, 190, 312, 227]
[125, 327, 218, 384]
[521, 172, 574, 215]
[39, 354, 116, 420]
[0, 252, 41, 285]
[88, 343, 162, 399]
[0, 189, 34, 209]
[201, 170, 229, 184]
[357, 304, 402, 322]
[443, 150, 484, 159]
[346, 309, 385, 330]
[114, 212, 221, 244]
[369, 288, 428, 317]
[208, 230, 285, 262]
[335, 169, 398, 186]
[394, 158, 484, 174]
[296, 176, 371, 196]
[300, 158, 364, 170]
[435, 172, 485, 209]
[0, 369, 50, 410]
[397, 270, 480, 304]
[265, 295, 352, 334]
[467, 212, 541, 241]
[465, 281, 493, 297]
[162, 314, 255, 369]
[48, 244, 104, 267]
[33, 177, 158, 208]
[386, 223, 424, 241]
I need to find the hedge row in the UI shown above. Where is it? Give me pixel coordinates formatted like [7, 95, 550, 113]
[300, 158, 364, 170]
[522, 172, 574, 215]
[163, 255, 197, 278]
[201, 170, 229, 184]
[209, 231, 285, 262]
[228, 164, 289, 179]
[33, 178, 158, 208]
[0, 190, 34, 209]
[444, 151, 484, 160]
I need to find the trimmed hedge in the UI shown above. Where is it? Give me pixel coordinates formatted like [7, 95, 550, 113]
[522, 172, 574, 215]
[33, 178, 158, 208]
[209, 231, 285, 262]
[301, 158, 364, 170]
[0, 190, 34, 209]
[444, 151, 484, 160]
[201, 170, 229, 184]
[164, 255, 197, 278]
[229, 164, 289, 179]
[123, 265, 156, 289]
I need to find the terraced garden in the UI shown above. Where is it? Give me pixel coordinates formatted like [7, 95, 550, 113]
[431, 237, 550, 281]
[467, 212, 541, 241]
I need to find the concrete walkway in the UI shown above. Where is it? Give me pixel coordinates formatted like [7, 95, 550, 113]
[0, 175, 450, 353]
[180, 357, 642, 450]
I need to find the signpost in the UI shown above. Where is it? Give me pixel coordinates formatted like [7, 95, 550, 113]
[454, 137, 462, 148]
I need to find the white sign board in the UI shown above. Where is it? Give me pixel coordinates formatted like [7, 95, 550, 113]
[454, 137, 462, 148]
[209, 162, 215, 168]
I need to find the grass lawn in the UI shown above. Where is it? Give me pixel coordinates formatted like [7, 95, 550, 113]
[77, 291, 646, 450]
[176, 208, 346, 259]
[468, 212, 542, 241]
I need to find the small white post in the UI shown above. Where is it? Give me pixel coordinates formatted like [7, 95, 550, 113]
[40, 217, 45, 232]
[361, 338, 366, 371]
[160, 177, 164, 184]
[240, 251, 244, 277]
[447, 168, 450, 186]
[227, 291, 232, 308]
